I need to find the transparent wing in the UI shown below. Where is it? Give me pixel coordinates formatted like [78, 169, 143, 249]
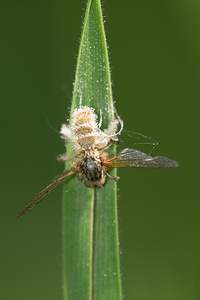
[117, 130, 158, 155]
[105, 148, 179, 168]
[17, 168, 76, 218]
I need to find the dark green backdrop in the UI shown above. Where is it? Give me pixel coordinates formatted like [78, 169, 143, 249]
[1, 1, 199, 299]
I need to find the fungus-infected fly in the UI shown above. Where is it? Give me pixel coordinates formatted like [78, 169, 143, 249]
[17, 106, 178, 218]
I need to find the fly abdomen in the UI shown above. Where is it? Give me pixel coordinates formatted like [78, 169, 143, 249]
[73, 107, 99, 149]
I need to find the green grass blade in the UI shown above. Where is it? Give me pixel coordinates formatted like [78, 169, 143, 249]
[63, 0, 122, 299]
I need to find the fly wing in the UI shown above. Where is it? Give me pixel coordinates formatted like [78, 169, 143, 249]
[17, 168, 76, 218]
[105, 148, 178, 168]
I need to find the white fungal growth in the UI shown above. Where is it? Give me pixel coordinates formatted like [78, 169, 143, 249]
[60, 106, 123, 150]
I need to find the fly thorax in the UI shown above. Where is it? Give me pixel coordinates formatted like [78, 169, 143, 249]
[82, 156, 103, 183]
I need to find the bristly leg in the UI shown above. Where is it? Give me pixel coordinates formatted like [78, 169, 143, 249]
[104, 169, 119, 181]
[56, 153, 81, 162]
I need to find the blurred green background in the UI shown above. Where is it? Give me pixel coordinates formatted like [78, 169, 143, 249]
[1, 0, 199, 299]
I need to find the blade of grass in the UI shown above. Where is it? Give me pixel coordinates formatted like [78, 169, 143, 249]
[63, 0, 122, 299]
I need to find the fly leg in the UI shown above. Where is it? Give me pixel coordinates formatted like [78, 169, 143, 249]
[56, 152, 80, 162]
[104, 169, 119, 181]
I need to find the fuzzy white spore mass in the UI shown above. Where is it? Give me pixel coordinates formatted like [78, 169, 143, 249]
[60, 106, 123, 150]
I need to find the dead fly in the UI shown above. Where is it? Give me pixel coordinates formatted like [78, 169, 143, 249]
[17, 106, 178, 218]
